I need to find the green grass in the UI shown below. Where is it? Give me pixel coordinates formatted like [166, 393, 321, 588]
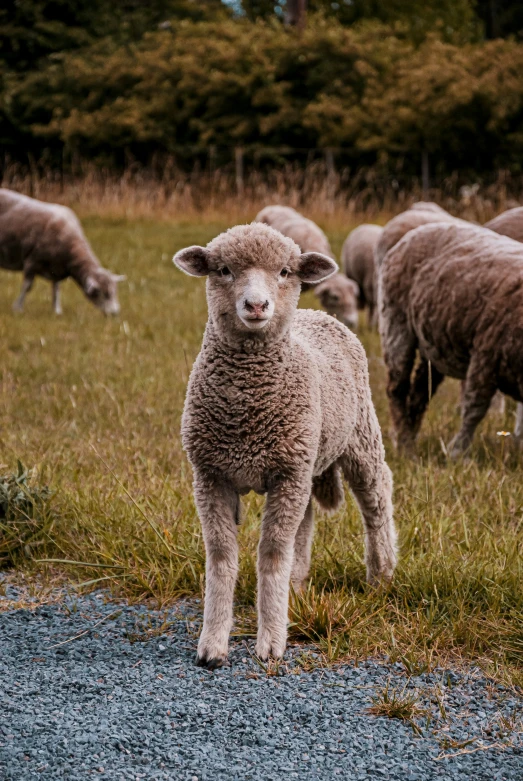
[0, 215, 522, 685]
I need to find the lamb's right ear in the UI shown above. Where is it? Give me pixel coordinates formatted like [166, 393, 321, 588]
[173, 246, 210, 277]
[297, 252, 338, 284]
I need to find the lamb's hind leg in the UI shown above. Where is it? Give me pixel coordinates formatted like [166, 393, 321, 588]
[291, 499, 314, 592]
[192, 472, 239, 669]
[340, 434, 396, 586]
[13, 274, 34, 313]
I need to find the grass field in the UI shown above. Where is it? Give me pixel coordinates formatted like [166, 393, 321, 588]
[1, 215, 522, 686]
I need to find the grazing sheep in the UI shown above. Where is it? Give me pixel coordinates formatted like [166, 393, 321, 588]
[485, 206, 523, 243]
[341, 224, 383, 326]
[174, 223, 396, 668]
[255, 205, 334, 258]
[375, 206, 465, 269]
[485, 207, 523, 428]
[379, 222, 523, 456]
[254, 205, 359, 327]
[0, 189, 125, 314]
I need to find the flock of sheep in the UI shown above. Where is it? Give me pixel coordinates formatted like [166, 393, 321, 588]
[256, 202, 523, 455]
[1, 186, 522, 669]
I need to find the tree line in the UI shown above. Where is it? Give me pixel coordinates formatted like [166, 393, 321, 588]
[1, 1, 522, 177]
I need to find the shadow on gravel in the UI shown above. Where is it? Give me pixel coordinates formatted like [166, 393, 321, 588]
[0, 589, 522, 781]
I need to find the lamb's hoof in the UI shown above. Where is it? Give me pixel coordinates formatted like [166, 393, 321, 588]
[195, 652, 227, 670]
[255, 632, 286, 662]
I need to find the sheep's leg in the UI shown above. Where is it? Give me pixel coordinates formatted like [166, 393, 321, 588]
[383, 338, 417, 451]
[12, 274, 34, 313]
[290, 499, 314, 592]
[407, 358, 444, 437]
[257, 480, 312, 661]
[193, 473, 239, 669]
[515, 402, 523, 443]
[52, 282, 62, 315]
[448, 358, 496, 458]
[340, 445, 396, 586]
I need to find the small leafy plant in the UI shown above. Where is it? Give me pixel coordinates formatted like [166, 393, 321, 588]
[0, 461, 52, 568]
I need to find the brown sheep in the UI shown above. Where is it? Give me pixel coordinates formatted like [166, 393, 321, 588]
[341, 224, 383, 326]
[375, 206, 466, 269]
[485, 206, 523, 243]
[0, 189, 125, 315]
[379, 222, 523, 456]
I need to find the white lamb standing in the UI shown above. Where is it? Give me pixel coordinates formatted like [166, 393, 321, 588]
[174, 223, 396, 669]
[255, 205, 359, 329]
[0, 189, 125, 315]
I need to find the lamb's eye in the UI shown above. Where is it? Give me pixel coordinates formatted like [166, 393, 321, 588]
[280, 268, 290, 278]
[219, 266, 232, 278]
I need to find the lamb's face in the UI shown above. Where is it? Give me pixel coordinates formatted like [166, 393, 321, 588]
[173, 223, 338, 345]
[314, 275, 360, 330]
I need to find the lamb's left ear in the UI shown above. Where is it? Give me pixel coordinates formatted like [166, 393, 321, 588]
[111, 273, 126, 283]
[297, 252, 338, 284]
[173, 246, 210, 277]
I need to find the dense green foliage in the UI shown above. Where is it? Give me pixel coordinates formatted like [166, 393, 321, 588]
[1, 1, 523, 174]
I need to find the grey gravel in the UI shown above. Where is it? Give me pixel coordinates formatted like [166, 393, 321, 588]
[1, 587, 521, 780]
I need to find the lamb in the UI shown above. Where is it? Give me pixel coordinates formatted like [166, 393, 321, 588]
[379, 222, 523, 456]
[341, 224, 383, 326]
[174, 222, 396, 668]
[254, 205, 359, 328]
[485, 206, 523, 243]
[375, 205, 465, 268]
[0, 189, 125, 314]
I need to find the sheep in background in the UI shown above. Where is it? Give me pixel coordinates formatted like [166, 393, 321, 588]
[341, 224, 383, 327]
[375, 205, 465, 269]
[485, 206, 523, 428]
[379, 222, 523, 456]
[254, 205, 359, 328]
[0, 189, 125, 315]
[174, 223, 396, 668]
[255, 205, 335, 258]
[485, 206, 523, 243]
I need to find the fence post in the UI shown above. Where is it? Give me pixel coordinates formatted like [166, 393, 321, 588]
[421, 149, 430, 198]
[235, 146, 244, 196]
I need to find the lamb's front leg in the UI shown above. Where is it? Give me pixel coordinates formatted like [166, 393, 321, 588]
[256, 480, 311, 661]
[193, 472, 239, 669]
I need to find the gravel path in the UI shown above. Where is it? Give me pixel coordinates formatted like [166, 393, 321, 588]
[1, 588, 521, 780]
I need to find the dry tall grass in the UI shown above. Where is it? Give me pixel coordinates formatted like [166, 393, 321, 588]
[0, 211, 522, 687]
[2, 162, 522, 229]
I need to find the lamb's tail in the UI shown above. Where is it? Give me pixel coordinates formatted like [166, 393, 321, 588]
[312, 462, 344, 512]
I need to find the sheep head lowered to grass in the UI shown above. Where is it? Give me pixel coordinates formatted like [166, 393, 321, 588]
[174, 222, 396, 669]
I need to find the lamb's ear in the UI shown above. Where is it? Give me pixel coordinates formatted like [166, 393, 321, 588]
[173, 246, 211, 277]
[297, 252, 338, 284]
[111, 273, 126, 283]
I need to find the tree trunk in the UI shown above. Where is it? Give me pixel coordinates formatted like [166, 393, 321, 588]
[286, 0, 307, 29]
